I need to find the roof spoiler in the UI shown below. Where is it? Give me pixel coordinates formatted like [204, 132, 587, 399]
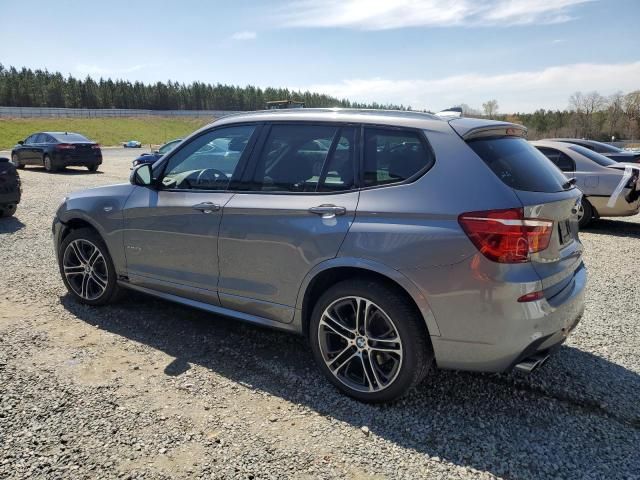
[435, 107, 463, 118]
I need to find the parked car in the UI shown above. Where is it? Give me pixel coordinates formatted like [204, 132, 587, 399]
[0, 157, 21, 217]
[123, 140, 142, 148]
[132, 139, 182, 168]
[548, 138, 640, 163]
[11, 132, 102, 172]
[53, 109, 586, 402]
[532, 140, 640, 227]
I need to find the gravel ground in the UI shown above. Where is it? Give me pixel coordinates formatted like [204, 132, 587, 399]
[1, 148, 639, 480]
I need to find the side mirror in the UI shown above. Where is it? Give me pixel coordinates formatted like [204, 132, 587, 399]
[17, 140, 24, 145]
[130, 163, 154, 187]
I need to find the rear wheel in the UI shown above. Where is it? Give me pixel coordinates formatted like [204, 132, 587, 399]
[87, 164, 99, 172]
[577, 197, 594, 229]
[309, 278, 433, 403]
[43, 155, 57, 172]
[11, 154, 23, 169]
[0, 204, 17, 217]
[58, 228, 123, 305]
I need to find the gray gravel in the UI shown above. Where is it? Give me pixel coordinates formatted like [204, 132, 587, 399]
[1, 148, 639, 479]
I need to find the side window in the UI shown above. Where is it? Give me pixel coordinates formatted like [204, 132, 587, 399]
[160, 125, 256, 191]
[34, 134, 46, 143]
[537, 147, 574, 172]
[24, 134, 37, 145]
[363, 128, 433, 187]
[250, 124, 356, 192]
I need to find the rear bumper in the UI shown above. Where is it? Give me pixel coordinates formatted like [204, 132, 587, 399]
[403, 258, 587, 373]
[0, 180, 21, 205]
[52, 151, 102, 167]
[589, 191, 640, 217]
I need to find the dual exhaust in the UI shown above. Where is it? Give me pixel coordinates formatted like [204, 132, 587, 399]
[514, 353, 550, 374]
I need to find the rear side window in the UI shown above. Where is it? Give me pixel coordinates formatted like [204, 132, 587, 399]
[468, 137, 569, 193]
[250, 124, 357, 192]
[363, 128, 433, 187]
[536, 147, 575, 172]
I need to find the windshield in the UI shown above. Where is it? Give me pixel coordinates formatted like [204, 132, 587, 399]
[53, 133, 90, 142]
[569, 145, 618, 166]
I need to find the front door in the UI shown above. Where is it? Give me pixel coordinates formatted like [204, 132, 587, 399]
[218, 123, 360, 323]
[122, 124, 259, 304]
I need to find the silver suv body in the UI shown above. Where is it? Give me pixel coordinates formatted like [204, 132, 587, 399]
[53, 109, 587, 402]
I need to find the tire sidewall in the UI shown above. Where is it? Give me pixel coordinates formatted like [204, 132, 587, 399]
[309, 279, 430, 403]
[578, 197, 593, 229]
[44, 155, 54, 172]
[58, 228, 119, 306]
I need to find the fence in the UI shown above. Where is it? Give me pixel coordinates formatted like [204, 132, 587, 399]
[0, 106, 241, 118]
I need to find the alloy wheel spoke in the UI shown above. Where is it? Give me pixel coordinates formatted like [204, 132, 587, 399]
[80, 273, 91, 299]
[90, 272, 108, 290]
[328, 347, 358, 373]
[369, 337, 402, 355]
[359, 354, 376, 391]
[322, 312, 356, 340]
[70, 241, 89, 264]
[364, 351, 384, 388]
[64, 265, 85, 276]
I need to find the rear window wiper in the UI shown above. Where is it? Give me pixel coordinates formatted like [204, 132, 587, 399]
[562, 177, 577, 190]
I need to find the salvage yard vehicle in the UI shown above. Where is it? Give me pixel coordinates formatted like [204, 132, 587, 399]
[132, 138, 183, 168]
[11, 132, 102, 172]
[0, 157, 21, 217]
[532, 140, 640, 228]
[548, 138, 640, 163]
[53, 109, 587, 402]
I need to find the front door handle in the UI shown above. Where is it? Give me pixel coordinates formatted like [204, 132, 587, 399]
[192, 202, 220, 213]
[308, 204, 347, 218]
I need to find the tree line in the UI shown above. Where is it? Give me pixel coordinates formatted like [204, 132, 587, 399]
[2, 64, 639, 140]
[0, 64, 408, 112]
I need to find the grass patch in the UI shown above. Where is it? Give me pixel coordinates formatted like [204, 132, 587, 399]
[0, 116, 212, 150]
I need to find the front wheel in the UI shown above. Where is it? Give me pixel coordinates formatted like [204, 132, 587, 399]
[309, 278, 433, 403]
[58, 228, 123, 305]
[0, 204, 17, 217]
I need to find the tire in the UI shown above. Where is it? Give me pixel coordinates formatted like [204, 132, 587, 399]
[578, 197, 594, 229]
[43, 155, 57, 172]
[0, 204, 17, 218]
[58, 228, 123, 306]
[309, 278, 434, 403]
[11, 154, 24, 169]
[87, 164, 99, 172]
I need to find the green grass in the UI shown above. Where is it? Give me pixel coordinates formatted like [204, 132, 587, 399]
[0, 116, 212, 150]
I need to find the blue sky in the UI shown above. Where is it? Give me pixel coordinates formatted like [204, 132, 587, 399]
[1, 0, 639, 112]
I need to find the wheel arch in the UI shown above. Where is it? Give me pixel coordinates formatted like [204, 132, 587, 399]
[296, 258, 440, 338]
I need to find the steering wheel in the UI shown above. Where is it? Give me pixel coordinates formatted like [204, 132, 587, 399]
[195, 168, 227, 188]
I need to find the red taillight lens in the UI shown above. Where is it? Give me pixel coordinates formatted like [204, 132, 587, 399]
[458, 208, 553, 263]
[91, 144, 101, 149]
[517, 291, 545, 302]
[56, 143, 75, 150]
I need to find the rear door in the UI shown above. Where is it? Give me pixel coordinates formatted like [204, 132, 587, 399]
[217, 123, 360, 323]
[466, 134, 582, 291]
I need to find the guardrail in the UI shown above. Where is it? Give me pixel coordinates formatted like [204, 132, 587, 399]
[0, 106, 242, 118]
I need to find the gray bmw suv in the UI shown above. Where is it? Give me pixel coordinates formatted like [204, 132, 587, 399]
[53, 109, 586, 402]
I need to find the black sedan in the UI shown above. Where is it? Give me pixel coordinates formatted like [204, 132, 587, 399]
[0, 157, 21, 217]
[548, 138, 640, 163]
[11, 132, 102, 172]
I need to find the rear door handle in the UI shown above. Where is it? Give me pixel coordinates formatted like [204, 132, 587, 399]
[308, 204, 347, 218]
[192, 202, 220, 213]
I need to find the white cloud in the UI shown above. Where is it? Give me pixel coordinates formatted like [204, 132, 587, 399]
[301, 61, 640, 112]
[279, 0, 592, 29]
[231, 31, 257, 40]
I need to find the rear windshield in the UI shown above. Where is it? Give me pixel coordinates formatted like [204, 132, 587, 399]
[569, 145, 618, 166]
[467, 137, 569, 193]
[52, 133, 90, 142]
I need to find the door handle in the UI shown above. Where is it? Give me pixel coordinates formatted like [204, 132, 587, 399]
[308, 204, 347, 218]
[192, 202, 220, 213]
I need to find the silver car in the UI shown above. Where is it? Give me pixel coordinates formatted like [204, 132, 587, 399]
[53, 109, 586, 402]
[532, 140, 640, 227]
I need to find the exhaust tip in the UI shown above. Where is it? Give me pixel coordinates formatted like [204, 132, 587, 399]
[514, 354, 550, 374]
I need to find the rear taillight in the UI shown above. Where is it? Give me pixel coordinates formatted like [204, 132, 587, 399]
[517, 291, 545, 303]
[458, 208, 553, 263]
[92, 144, 101, 149]
[55, 143, 75, 150]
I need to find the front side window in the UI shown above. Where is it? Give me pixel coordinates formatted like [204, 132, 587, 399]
[250, 124, 356, 192]
[363, 128, 433, 187]
[24, 134, 38, 144]
[160, 125, 256, 191]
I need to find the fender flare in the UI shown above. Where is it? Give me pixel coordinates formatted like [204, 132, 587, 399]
[295, 257, 440, 336]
